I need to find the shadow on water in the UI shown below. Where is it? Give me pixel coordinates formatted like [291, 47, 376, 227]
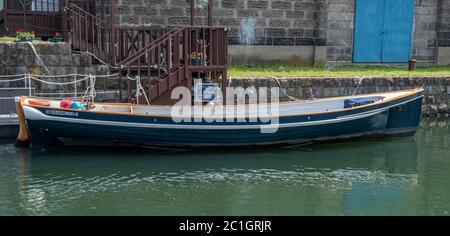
[0, 119, 449, 216]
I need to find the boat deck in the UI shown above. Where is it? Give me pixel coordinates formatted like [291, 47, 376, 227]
[26, 90, 413, 117]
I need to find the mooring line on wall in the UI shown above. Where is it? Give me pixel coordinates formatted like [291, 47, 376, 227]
[0, 73, 135, 102]
[26, 42, 54, 77]
[72, 51, 121, 70]
[268, 76, 296, 101]
[352, 76, 366, 96]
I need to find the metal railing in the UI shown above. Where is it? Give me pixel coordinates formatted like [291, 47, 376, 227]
[66, 4, 170, 66]
[119, 26, 228, 104]
[66, 3, 111, 64]
[65, 4, 228, 104]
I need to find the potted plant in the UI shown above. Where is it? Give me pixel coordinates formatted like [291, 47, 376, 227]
[52, 32, 64, 43]
[191, 52, 198, 65]
[15, 29, 35, 42]
[191, 52, 202, 65]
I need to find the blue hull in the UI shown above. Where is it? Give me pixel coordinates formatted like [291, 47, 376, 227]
[24, 91, 423, 148]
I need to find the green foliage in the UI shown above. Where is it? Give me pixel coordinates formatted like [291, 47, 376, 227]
[15, 29, 35, 42]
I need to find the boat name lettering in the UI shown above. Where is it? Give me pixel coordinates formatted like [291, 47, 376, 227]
[46, 110, 79, 117]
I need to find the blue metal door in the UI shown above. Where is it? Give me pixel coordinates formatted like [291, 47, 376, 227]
[382, 0, 415, 62]
[354, 0, 385, 62]
[353, 0, 415, 63]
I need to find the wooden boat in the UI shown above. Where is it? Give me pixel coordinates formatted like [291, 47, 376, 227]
[15, 88, 424, 148]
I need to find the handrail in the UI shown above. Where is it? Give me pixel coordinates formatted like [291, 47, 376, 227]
[67, 3, 171, 66]
[66, 3, 108, 26]
[66, 3, 112, 64]
[113, 26, 169, 64]
[119, 28, 184, 66]
[121, 26, 228, 67]
[64, 7, 228, 104]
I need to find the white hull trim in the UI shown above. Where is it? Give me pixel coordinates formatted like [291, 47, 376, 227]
[23, 96, 423, 130]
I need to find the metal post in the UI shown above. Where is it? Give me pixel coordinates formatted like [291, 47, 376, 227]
[27, 74, 32, 98]
[3, 0, 7, 35]
[74, 75, 78, 99]
[135, 76, 140, 105]
[190, 0, 195, 26]
[208, 0, 212, 26]
[111, 0, 117, 27]
[100, 0, 105, 22]
[61, 0, 68, 42]
[111, 0, 117, 65]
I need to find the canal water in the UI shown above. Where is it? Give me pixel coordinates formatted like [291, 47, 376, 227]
[0, 119, 449, 216]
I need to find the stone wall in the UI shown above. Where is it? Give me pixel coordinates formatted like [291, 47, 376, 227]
[116, 0, 327, 47]
[325, 0, 354, 62]
[113, 0, 449, 64]
[229, 76, 450, 116]
[0, 43, 93, 76]
[438, 0, 450, 47]
[0, 42, 116, 101]
[411, 0, 439, 63]
[437, 0, 450, 65]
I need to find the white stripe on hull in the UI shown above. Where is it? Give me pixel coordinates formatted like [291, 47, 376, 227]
[23, 95, 422, 130]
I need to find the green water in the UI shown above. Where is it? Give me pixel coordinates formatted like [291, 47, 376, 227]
[0, 119, 449, 216]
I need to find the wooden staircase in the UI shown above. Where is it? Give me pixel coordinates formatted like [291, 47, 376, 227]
[65, 3, 228, 105]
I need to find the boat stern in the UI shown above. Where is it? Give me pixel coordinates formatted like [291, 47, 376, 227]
[385, 88, 424, 136]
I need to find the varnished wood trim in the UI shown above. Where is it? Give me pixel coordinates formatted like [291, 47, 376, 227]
[21, 88, 424, 119]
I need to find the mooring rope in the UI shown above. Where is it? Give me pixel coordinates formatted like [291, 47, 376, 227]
[352, 76, 366, 96]
[0, 73, 121, 103]
[72, 51, 121, 70]
[29, 75, 91, 85]
[227, 76, 233, 87]
[268, 76, 296, 101]
[127, 76, 150, 106]
[0, 73, 120, 79]
[26, 42, 54, 76]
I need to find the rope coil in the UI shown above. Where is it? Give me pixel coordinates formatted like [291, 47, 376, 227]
[127, 76, 151, 106]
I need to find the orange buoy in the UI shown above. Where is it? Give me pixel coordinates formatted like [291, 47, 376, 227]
[15, 97, 30, 148]
[28, 99, 50, 107]
[60, 99, 73, 109]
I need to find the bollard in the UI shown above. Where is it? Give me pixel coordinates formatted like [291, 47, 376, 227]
[14, 97, 30, 148]
[408, 59, 417, 71]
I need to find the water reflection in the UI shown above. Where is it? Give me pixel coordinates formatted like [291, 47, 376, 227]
[0, 119, 449, 215]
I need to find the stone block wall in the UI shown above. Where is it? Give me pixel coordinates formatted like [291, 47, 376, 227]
[411, 0, 439, 62]
[0, 42, 116, 101]
[438, 0, 450, 47]
[0, 43, 93, 76]
[230, 76, 450, 116]
[113, 0, 449, 64]
[325, 0, 354, 62]
[116, 0, 327, 47]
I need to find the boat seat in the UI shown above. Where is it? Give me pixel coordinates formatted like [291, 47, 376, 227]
[101, 106, 132, 113]
[344, 96, 384, 109]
